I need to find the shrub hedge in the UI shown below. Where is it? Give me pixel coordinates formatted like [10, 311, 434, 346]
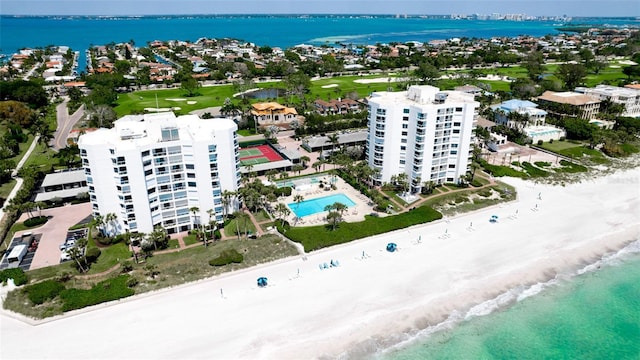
[281, 206, 443, 252]
[24, 280, 65, 305]
[478, 159, 529, 178]
[520, 162, 549, 177]
[59, 275, 135, 312]
[0, 268, 28, 286]
[23, 216, 48, 228]
[85, 247, 102, 263]
[209, 249, 244, 266]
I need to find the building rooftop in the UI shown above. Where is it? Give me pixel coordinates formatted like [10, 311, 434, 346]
[303, 130, 368, 149]
[40, 169, 86, 187]
[369, 85, 478, 107]
[575, 85, 640, 98]
[537, 91, 600, 106]
[251, 102, 297, 116]
[78, 112, 237, 151]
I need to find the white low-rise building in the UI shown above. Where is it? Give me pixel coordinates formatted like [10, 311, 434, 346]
[78, 112, 241, 235]
[575, 85, 640, 118]
[366, 85, 478, 191]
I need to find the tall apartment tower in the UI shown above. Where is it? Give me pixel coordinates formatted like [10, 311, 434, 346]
[78, 112, 240, 235]
[366, 85, 478, 192]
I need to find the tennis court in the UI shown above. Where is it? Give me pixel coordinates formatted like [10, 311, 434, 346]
[239, 144, 283, 166]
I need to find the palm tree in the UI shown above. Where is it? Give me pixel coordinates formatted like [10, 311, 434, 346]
[104, 212, 117, 237]
[332, 202, 347, 217]
[149, 225, 167, 250]
[92, 214, 105, 236]
[325, 211, 341, 231]
[327, 133, 340, 153]
[189, 206, 200, 231]
[312, 161, 322, 173]
[205, 208, 215, 246]
[300, 155, 310, 168]
[34, 201, 46, 218]
[221, 190, 235, 221]
[292, 164, 304, 176]
[293, 194, 304, 210]
[274, 202, 290, 226]
[231, 211, 246, 240]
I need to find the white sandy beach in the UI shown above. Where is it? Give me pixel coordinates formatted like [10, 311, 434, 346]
[2, 169, 639, 359]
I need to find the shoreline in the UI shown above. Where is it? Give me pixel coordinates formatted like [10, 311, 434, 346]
[2, 168, 639, 359]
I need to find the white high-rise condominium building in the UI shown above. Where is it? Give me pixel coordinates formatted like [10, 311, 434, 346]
[366, 85, 478, 191]
[78, 112, 241, 235]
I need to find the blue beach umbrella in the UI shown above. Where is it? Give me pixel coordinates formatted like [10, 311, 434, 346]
[386, 243, 397, 252]
[257, 277, 268, 287]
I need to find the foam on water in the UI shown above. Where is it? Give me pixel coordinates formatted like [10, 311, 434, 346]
[363, 238, 640, 360]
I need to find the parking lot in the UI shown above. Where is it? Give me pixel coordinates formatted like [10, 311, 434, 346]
[0, 233, 42, 271]
[10, 203, 91, 270]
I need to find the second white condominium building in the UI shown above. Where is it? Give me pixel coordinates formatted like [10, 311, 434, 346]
[366, 85, 478, 191]
[78, 112, 240, 235]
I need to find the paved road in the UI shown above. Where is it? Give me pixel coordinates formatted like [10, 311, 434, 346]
[53, 99, 85, 150]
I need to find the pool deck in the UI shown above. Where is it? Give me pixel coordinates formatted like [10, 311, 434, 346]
[278, 176, 383, 227]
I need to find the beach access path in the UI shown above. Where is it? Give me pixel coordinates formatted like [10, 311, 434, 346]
[2, 168, 639, 359]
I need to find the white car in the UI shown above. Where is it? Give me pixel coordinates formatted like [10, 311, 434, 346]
[60, 251, 71, 261]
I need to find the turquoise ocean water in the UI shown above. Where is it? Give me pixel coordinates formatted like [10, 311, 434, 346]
[377, 240, 640, 360]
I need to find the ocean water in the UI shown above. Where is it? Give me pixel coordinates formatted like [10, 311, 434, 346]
[378, 240, 640, 360]
[0, 15, 637, 72]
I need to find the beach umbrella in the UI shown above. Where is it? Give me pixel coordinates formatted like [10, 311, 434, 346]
[386, 243, 397, 252]
[257, 277, 268, 287]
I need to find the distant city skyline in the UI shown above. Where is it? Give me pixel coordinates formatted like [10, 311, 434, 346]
[1, 0, 638, 17]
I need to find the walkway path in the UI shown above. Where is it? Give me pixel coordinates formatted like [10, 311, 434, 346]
[0, 135, 40, 226]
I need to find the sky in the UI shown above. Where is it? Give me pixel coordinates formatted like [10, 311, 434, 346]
[0, 0, 638, 17]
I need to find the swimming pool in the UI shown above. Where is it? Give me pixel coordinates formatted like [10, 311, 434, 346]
[288, 193, 356, 218]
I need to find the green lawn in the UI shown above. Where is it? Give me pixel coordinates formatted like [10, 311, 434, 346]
[183, 234, 200, 246]
[0, 179, 16, 201]
[540, 143, 609, 164]
[252, 209, 271, 223]
[223, 217, 257, 238]
[85, 241, 131, 274]
[539, 140, 585, 152]
[115, 85, 237, 116]
[281, 205, 442, 252]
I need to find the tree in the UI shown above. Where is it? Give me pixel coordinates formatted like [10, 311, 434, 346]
[232, 211, 248, 240]
[180, 73, 201, 97]
[104, 212, 118, 237]
[189, 206, 200, 231]
[221, 190, 235, 221]
[88, 104, 117, 128]
[555, 63, 587, 90]
[414, 62, 440, 84]
[149, 225, 168, 250]
[55, 144, 80, 168]
[284, 71, 311, 100]
[312, 161, 322, 173]
[293, 194, 304, 210]
[523, 51, 545, 81]
[274, 202, 290, 226]
[327, 133, 340, 152]
[68, 238, 89, 273]
[299, 155, 310, 168]
[325, 210, 341, 231]
[292, 164, 304, 176]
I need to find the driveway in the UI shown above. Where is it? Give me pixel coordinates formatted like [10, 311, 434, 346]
[53, 99, 85, 150]
[13, 202, 91, 270]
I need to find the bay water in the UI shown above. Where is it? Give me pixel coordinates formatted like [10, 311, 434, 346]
[1, 15, 637, 72]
